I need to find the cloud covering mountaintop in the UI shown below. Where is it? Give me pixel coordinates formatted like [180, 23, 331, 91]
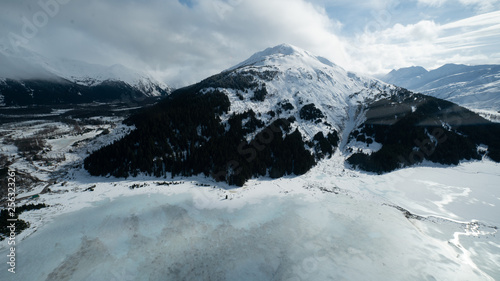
[0, 0, 499, 87]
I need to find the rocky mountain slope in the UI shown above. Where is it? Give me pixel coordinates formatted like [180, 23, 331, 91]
[84, 44, 500, 185]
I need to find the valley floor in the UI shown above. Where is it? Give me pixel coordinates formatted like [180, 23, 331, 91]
[0, 115, 499, 281]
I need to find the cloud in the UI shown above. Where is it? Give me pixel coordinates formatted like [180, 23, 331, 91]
[417, 0, 448, 7]
[382, 20, 440, 42]
[347, 10, 500, 75]
[417, 0, 500, 13]
[459, 0, 499, 13]
[0, 0, 350, 88]
[0, 0, 499, 86]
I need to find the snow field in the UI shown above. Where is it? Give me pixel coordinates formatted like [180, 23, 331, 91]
[0, 156, 499, 280]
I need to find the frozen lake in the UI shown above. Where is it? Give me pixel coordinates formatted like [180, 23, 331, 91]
[1, 160, 499, 280]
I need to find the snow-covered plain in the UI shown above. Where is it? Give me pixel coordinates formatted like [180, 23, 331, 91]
[1, 144, 499, 280]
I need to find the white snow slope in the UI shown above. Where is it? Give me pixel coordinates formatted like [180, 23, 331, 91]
[0, 152, 498, 281]
[382, 64, 500, 119]
[214, 44, 396, 141]
[0, 47, 170, 97]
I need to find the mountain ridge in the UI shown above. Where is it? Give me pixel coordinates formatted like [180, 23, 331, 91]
[381, 63, 500, 117]
[85, 44, 395, 184]
[0, 47, 170, 106]
[84, 44, 500, 185]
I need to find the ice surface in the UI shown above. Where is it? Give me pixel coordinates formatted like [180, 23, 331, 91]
[1, 158, 499, 281]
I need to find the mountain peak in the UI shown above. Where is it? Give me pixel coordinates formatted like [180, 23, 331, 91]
[433, 63, 468, 73]
[388, 66, 428, 75]
[381, 66, 428, 89]
[229, 43, 336, 70]
[261, 43, 304, 56]
[380, 63, 500, 114]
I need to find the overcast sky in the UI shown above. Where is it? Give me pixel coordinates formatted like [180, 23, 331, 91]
[1, 0, 499, 87]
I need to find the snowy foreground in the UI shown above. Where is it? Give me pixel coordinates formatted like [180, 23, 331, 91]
[0, 116, 499, 280]
[1, 155, 499, 280]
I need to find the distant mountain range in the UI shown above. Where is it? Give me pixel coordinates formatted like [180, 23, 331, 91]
[84, 44, 500, 185]
[0, 47, 170, 106]
[381, 64, 500, 118]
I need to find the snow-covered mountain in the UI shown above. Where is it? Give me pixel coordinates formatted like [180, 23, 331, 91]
[84, 44, 401, 184]
[0, 47, 170, 106]
[219, 43, 395, 137]
[84, 44, 500, 185]
[381, 64, 500, 117]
